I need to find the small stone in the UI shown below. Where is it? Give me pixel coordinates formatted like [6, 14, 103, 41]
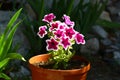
[100, 11, 112, 21]
[113, 51, 120, 65]
[81, 64, 85, 68]
[93, 25, 108, 38]
[110, 45, 119, 50]
[107, 6, 120, 15]
[81, 38, 99, 54]
[10, 66, 30, 78]
[0, 10, 14, 22]
[118, 12, 120, 16]
[100, 38, 112, 46]
[113, 51, 120, 59]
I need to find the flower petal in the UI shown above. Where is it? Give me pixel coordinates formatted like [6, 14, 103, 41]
[54, 30, 64, 39]
[65, 27, 76, 39]
[49, 21, 60, 31]
[60, 37, 71, 50]
[46, 38, 59, 51]
[63, 14, 74, 27]
[75, 33, 85, 44]
[37, 26, 47, 38]
[42, 13, 56, 23]
[58, 23, 68, 30]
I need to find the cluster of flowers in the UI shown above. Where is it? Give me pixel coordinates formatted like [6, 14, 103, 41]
[37, 13, 85, 51]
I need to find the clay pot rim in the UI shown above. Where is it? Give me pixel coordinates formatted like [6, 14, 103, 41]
[29, 54, 90, 73]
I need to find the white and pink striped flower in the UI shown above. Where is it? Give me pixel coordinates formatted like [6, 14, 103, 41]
[60, 37, 71, 50]
[74, 32, 85, 44]
[46, 38, 59, 51]
[42, 13, 56, 23]
[63, 14, 74, 27]
[54, 29, 64, 39]
[49, 21, 60, 31]
[65, 27, 76, 39]
[37, 26, 47, 38]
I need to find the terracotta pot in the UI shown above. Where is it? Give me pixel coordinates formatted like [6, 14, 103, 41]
[29, 54, 90, 80]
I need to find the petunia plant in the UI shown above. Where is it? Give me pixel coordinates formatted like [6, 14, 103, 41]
[37, 13, 85, 69]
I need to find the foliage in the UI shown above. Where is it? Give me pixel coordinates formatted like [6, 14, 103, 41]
[96, 19, 120, 28]
[0, 8, 25, 80]
[70, 0, 107, 35]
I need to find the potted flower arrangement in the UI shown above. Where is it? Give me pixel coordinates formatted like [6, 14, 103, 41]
[29, 13, 90, 80]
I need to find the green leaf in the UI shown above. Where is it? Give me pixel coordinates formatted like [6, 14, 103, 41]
[0, 58, 10, 69]
[7, 53, 26, 61]
[66, 0, 74, 15]
[1, 21, 22, 60]
[4, 8, 22, 35]
[26, 0, 35, 10]
[53, 0, 66, 19]
[38, 0, 44, 23]
[0, 10, 22, 60]
[0, 72, 11, 80]
[96, 19, 120, 28]
[0, 34, 5, 56]
[51, 0, 57, 13]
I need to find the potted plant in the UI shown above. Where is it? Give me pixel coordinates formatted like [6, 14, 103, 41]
[29, 13, 90, 80]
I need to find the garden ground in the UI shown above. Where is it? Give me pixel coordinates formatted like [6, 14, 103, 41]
[87, 54, 120, 80]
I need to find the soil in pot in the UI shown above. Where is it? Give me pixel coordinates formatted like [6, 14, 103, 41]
[33, 59, 87, 70]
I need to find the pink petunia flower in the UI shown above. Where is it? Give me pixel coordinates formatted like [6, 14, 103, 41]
[62, 14, 74, 27]
[60, 37, 71, 50]
[75, 32, 85, 44]
[49, 21, 60, 31]
[46, 38, 59, 51]
[54, 30, 64, 39]
[58, 23, 68, 30]
[42, 13, 56, 23]
[65, 27, 76, 39]
[37, 26, 47, 38]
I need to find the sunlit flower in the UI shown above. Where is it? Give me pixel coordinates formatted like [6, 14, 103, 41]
[54, 30, 64, 39]
[60, 37, 71, 50]
[46, 38, 59, 51]
[75, 32, 85, 44]
[37, 26, 47, 38]
[63, 14, 74, 27]
[65, 27, 76, 39]
[42, 13, 56, 23]
[58, 23, 68, 30]
[49, 21, 60, 31]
